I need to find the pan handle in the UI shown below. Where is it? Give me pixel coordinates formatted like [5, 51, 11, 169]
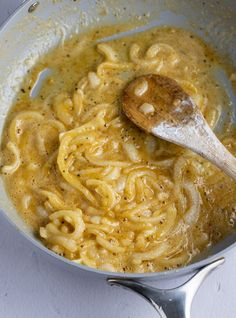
[107, 258, 224, 318]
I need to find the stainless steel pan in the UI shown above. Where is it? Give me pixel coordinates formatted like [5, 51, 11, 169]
[0, 1, 235, 317]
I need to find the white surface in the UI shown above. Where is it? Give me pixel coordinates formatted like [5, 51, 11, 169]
[0, 1, 236, 317]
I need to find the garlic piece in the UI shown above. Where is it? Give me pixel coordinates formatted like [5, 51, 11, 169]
[139, 102, 155, 115]
[135, 80, 148, 96]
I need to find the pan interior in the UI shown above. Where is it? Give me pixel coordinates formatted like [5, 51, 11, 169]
[0, 0, 236, 277]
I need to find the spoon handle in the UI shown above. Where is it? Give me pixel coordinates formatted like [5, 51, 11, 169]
[199, 124, 236, 181]
[152, 115, 236, 182]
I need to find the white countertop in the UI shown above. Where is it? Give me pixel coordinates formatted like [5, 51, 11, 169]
[0, 1, 236, 317]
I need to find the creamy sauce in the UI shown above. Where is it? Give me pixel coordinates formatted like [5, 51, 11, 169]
[1, 25, 236, 273]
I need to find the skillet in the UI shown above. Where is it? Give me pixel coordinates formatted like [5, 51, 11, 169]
[0, 1, 235, 317]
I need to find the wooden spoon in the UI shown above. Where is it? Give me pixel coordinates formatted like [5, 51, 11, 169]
[122, 74, 236, 180]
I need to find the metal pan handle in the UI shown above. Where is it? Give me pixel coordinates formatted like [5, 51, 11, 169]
[108, 258, 224, 318]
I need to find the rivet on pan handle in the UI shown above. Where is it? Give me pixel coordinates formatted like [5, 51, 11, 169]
[107, 258, 224, 318]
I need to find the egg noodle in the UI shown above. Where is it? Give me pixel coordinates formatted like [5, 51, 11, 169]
[1, 26, 236, 273]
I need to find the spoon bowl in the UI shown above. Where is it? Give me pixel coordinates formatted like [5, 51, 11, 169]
[122, 74, 236, 181]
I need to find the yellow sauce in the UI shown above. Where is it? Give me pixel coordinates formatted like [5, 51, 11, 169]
[1, 25, 236, 273]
